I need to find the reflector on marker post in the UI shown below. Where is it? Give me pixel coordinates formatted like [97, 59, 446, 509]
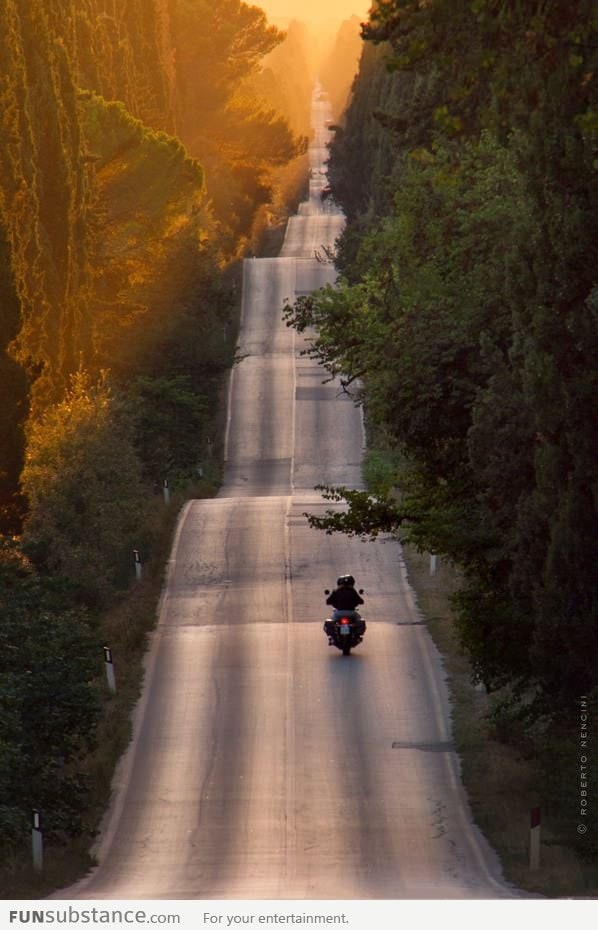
[32, 809, 43, 872]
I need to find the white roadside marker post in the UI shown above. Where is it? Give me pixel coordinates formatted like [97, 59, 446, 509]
[104, 645, 116, 694]
[133, 548, 142, 580]
[163, 478, 170, 505]
[430, 554, 438, 575]
[32, 810, 43, 872]
[530, 806, 541, 869]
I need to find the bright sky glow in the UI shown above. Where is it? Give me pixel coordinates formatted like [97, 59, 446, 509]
[257, 0, 372, 27]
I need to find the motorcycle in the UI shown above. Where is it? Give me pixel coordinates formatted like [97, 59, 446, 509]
[323, 589, 367, 656]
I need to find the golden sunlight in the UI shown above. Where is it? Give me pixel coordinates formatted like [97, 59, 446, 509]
[257, 0, 371, 27]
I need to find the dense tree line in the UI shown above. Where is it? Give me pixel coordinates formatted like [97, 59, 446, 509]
[319, 15, 363, 121]
[170, 0, 307, 248]
[252, 20, 313, 138]
[0, 0, 310, 862]
[286, 0, 598, 739]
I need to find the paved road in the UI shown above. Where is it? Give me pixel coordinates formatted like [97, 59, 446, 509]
[59, 88, 512, 900]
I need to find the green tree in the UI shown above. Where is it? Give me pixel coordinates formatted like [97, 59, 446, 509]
[292, 0, 598, 706]
[0, 540, 101, 850]
[21, 375, 151, 607]
[171, 0, 307, 245]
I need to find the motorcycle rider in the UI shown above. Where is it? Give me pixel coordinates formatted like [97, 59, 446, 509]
[326, 574, 364, 613]
[324, 574, 366, 642]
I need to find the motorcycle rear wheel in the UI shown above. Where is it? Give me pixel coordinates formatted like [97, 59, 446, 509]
[341, 643, 351, 656]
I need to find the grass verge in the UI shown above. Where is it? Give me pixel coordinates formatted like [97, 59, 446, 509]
[401, 545, 598, 898]
[1, 263, 241, 899]
[1, 476, 219, 900]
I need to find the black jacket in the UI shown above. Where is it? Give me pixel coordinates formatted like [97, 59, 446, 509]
[326, 586, 364, 610]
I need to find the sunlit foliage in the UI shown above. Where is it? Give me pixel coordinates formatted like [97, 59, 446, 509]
[319, 15, 364, 119]
[0, 0, 309, 858]
[171, 0, 307, 245]
[21, 374, 151, 607]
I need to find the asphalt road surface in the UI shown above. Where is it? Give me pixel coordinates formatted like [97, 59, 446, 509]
[60, 88, 512, 900]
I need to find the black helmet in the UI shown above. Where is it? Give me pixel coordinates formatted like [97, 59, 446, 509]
[337, 574, 355, 587]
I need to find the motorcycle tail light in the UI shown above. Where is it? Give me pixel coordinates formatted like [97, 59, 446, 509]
[340, 617, 351, 625]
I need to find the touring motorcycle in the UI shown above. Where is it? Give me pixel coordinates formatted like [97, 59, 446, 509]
[323, 589, 366, 656]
